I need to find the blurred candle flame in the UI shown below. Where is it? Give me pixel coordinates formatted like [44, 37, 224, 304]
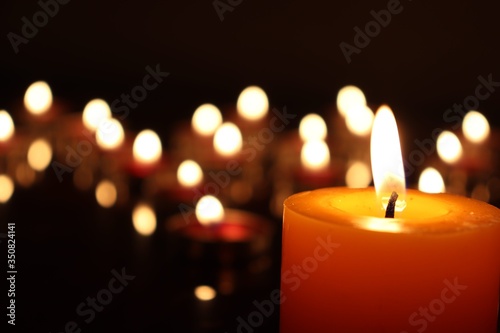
[213, 122, 242, 156]
[418, 167, 445, 193]
[194, 285, 216, 301]
[195, 195, 224, 226]
[437, 131, 462, 164]
[0, 175, 14, 203]
[300, 139, 330, 171]
[24, 81, 53, 115]
[177, 160, 203, 187]
[96, 118, 125, 150]
[192, 104, 223, 136]
[133, 129, 162, 164]
[132, 203, 156, 236]
[0, 110, 15, 142]
[95, 179, 117, 208]
[370, 105, 406, 212]
[345, 161, 372, 188]
[27, 138, 52, 171]
[237, 86, 269, 121]
[82, 99, 112, 132]
[336, 85, 366, 118]
[299, 113, 327, 141]
[345, 105, 374, 136]
[462, 111, 490, 143]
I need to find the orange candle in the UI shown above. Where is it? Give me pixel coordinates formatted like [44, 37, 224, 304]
[280, 106, 500, 333]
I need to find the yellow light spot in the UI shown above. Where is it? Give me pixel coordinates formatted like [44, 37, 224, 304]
[194, 285, 216, 301]
[133, 129, 162, 164]
[437, 131, 462, 164]
[300, 140, 330, 171]
[213, 122, 242, 156]
[195, 195, 224, 226]
[192, 104, 223, 136]
[336, 85, 366, 118]
[345, 161, 371, 188]
[345, 105, 374, 136]
[0, 110, 15, 142]
[418, 167, 445, 193]
[177, 160, 203, 187]
[132, 203, 156, 236]
[237, 86, 269, 121]
[95, 179, 117, 208]
[0, 175, 14, 203]
[27, 138, 52, 171]
[462, 111, 490, 143]
[82, 99, 112, 132]
[24, 81, 52, 115]
[299, 114, 327, 141]
[96, 118, 124, 150]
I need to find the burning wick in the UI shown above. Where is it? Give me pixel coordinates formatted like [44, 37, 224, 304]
[385, 191, 398, 218]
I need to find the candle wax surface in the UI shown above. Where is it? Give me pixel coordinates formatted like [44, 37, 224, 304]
[281, 187, 500, 333]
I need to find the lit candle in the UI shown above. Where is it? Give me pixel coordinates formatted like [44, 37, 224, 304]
[280, 107, 500, 332]
[24, 81, 53, 117]
[129, 129, 163, 177]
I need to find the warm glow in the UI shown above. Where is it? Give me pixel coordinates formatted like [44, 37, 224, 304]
[370, 105, 406, 211]
[177, 160, 203, 187]
[82, 99, 112, 132]
[133, 129, 162, 164]
[0, 175, 14, 203]
[195, 195, 224, 226]
[0, 110, 14, 142]
[96, 118, 125, 150]
[462, 111, 490, 143]
[132, 203, 156, 236]
[24, 81, 53, 115]
[300, 140, 330, 171]
[237, 86, 269, 121]
[345, 161, 372, 188]
[213, 122, 242, 156]
[192, 104, 223, 136]
[336, 85, 367, 118]
[471, 183, 490, 202]
[299, 114, 327, 141]
[27, 138, 52, 171]
[418, 167, 445, 193]
[345, 105, 374, 136]
[95, 179, 117, 208]
[194, 285, 216, 301]
[15, 162, 35, 187]
[437, 131, 462, 164]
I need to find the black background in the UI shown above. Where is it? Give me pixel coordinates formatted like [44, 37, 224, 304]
[1, 0, 500, 332]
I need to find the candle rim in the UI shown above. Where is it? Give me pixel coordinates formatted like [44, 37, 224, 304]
[284, 187, 500, 235]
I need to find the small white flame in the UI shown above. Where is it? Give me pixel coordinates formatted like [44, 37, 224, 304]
[192, 104, 223, 136]
[336, 85, 367, 118]
[24, 81, 53, 115]
[418, 167, 445, 193]
[195, 195, 224, 226]
[96, 118, 125, 150]
[133, 129, 162, 164]
[237, 86, 269, 121]
[462, 111, 490, 143]
[436, 131, 462, 164]
[27, 138, 52, 171]
[213, 122, 242, 156]
[177, 160, 203, 187]
[345, 105, 374, 136]
[82, 99, 112, 132]
[300, 140, 330, 171]
[299, 113, 327, 142]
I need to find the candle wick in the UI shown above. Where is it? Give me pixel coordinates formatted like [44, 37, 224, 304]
[385, 191, 398, 218]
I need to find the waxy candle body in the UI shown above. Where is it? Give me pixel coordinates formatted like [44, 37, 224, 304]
[281, 187, 500, 333]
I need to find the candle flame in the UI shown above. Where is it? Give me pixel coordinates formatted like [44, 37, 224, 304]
[177, 160, 203, 187]
[24, 81, 53, 115]
[345, 105, 374, 136]
[345, 161, 372, 188]
[0, 175, 14, 203]
[436, 131, 462, 164]
[192, 104, 223, 136]
[194, 285, 216, 301]
[95, 179, 117, 208]
[213, 122, 242, 156]
[96, 118, 125, 150]
[462, 111, 490, 143]
[195, 195, 224, 226]
[418, 167, 445, 193]
[370, 105, 406, 212]
[132, 203, 156, 236]
[299, 113, 327, 142]
[27, 138, 52, 171]
[133, 129, 162, 164]
[0, 110, 15, 142]
[82, 99, 112, 132]
[237, 86, 269, 121]
[300, 139, 330, 171]
[336, 85, 366, 118]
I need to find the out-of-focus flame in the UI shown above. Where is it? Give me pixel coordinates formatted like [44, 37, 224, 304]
[133, 129, 162, 164]
[345, 161, 372, 188]
[192, 104, 223, 136]
[462, 111, 490, 143]
[437, 131, 462, 164]
[194, 285, 216, 301]
[96, 118, 124, 150]
[345, 105, 374, 136]
[82, 99, 112, 132]
[195, 195, 224, 226]
[0, 110, 15, 142]
[300, 140, 330, 171]
[24, 81, 52, 115]
[0, 175, 14, 203]
[27, 138, 52, 171]
[177, 160, 203, 187]
[237, 86, 269, 121]
[213, 122, 242, 156]
[299, 114, 327, 141]
[132, 203, 156, 236]
[418, 167, 445, 193]
[95, 179, 117, 208]
[370, 105, 406, 211]
[336, 85, 366, 118]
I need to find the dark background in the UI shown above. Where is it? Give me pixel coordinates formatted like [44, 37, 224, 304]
[1, 0, 500, 332]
